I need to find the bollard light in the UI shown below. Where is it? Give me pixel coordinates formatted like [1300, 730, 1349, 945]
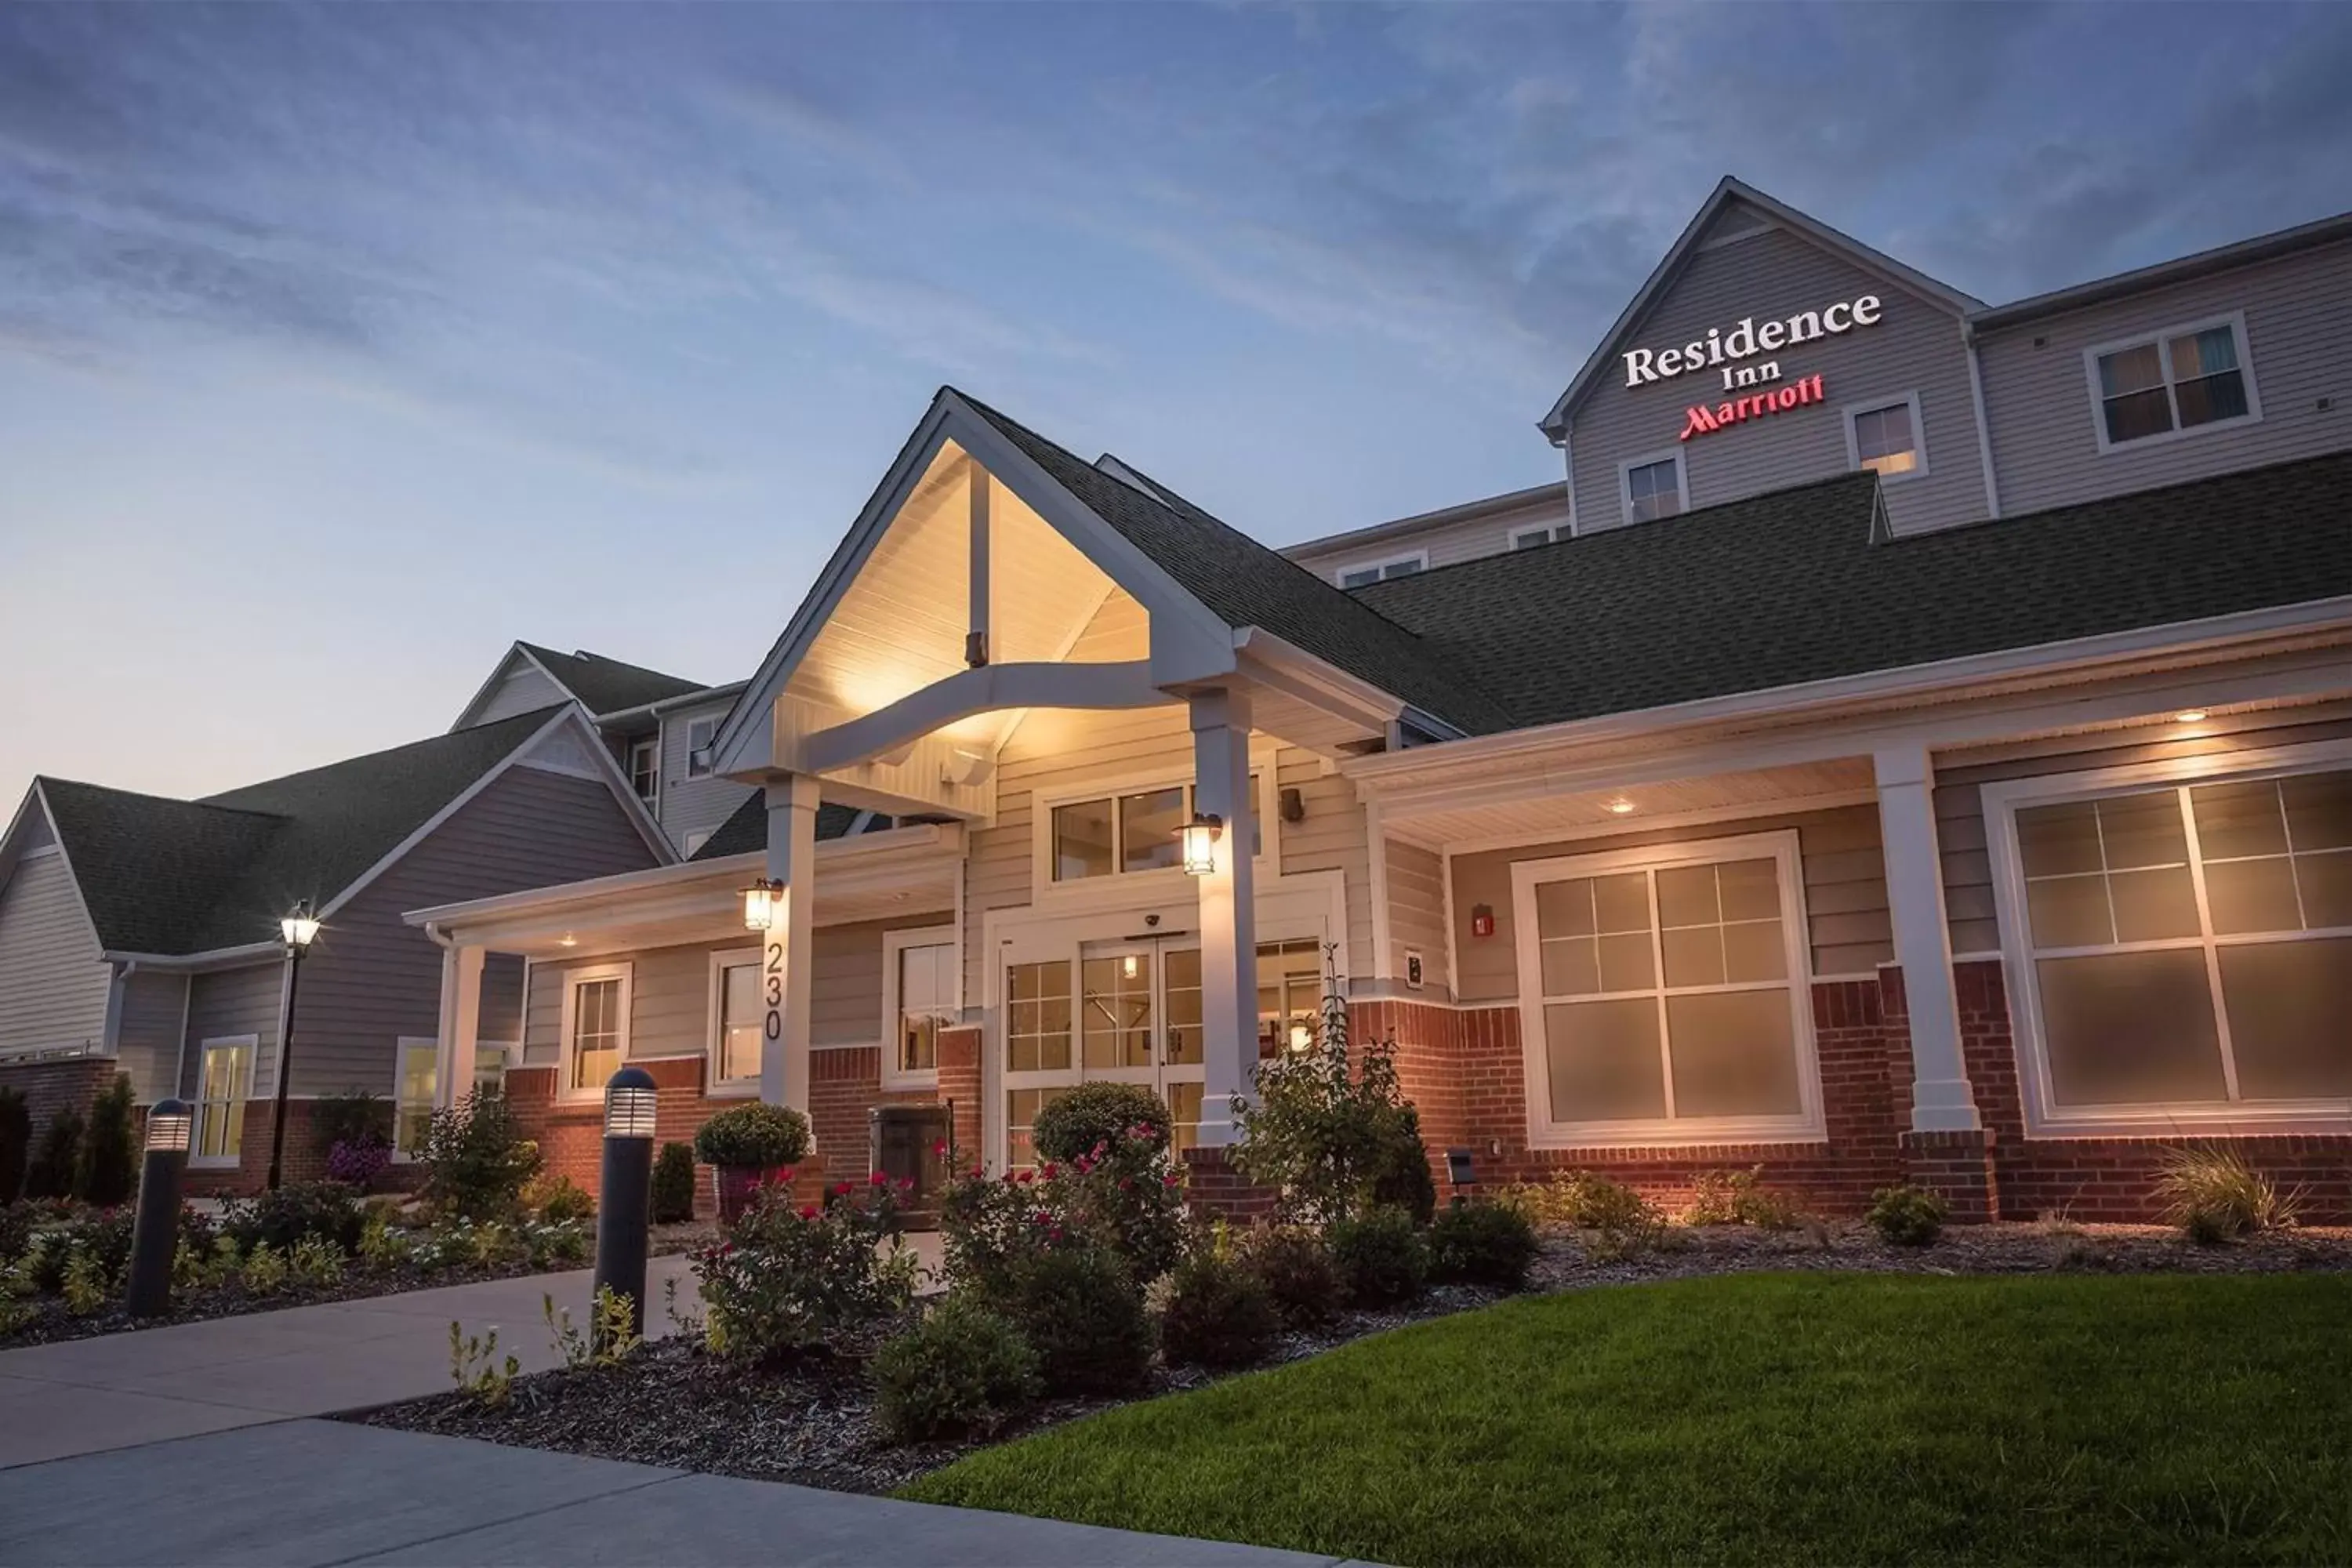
[593, 1067, 658, 1346]
[125, 1098, 195, 1319]
[741, 878, 782, 931]
[604, 1065, 659, 1139]
[1178, 812, 1222, 877]
[146, 1099, 194, 1154]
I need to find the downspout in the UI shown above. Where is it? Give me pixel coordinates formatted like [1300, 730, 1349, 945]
[1549, 422, 1578, 535]
[1961, 319, 2002, 520]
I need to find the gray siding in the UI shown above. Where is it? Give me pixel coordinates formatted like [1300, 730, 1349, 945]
[1448, 803, 1893, 1004]
[1978, 237, 2352, 516]
[471, 660, 572, 726]
[656, 699, 757, 853]
[478, 953, 526, 1044]
[180, 962, 283, 1100]
[1293, 492, 1573, 579]
[0, 848, 110, 1058]
[288, 761, 662, 1098]
[1566, 216, 1990, 537]
[113, 967, 188, 1104]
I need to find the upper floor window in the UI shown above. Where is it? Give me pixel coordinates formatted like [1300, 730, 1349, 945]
[1048, 775, 1263, 884]
[1620, 452, 1686, 525]
[684, 714, 720, 779]
[1509, 524, 1568, 550]
[1846, 393, 1926, 481]
[626, 737, 659, 804]
[1334, 553, 1427, 589]
[2086, 312, 2260, 453]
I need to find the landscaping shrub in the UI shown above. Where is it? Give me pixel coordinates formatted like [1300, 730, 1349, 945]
[1158, 1249, 1281, 1369]
[1032, 1083, 1171, 1163]
[221, 1181, 365, 1256]
[940, 1166, 1083, 1305]
[872, 1295, 1041, 1441]
[651, 1141, 699, 1224]
[523, 1174, 596, 1225]
[327, 1140, 394, 1189]
[77, 1076, 139, 1207]
[420, 1089, 541, 1221]
[1866, 1184, 1947, 1247]
[1500, 1170, 1659, 1232]
[312, 1091, 394, 1159]
[0, 1085, 28, 1204]
[1686, 1166, 1802, 1229]
[692, 1102, 812, 1169]
[1428, 1200, 1539, 1290]
[1054, 1131, 1187, 1284]
[1328, 1208, 1428, 1305]
[1236, 1225, 1345, 1328]
[1368, 1108, 1438, 1225]
[1001, 1244, 1154, 1396]
[2155, 1145, 2296, 1242]
[24, 1106, 84, 1201]
[695, 1179, 916, 1362]
[523, 1218, 591, 1268]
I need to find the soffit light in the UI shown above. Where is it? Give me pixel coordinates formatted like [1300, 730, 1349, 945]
[604, 1065, 659, 1139]
[1605, 799, 1637, 815]
[2174, 710, 2209, 724]
[1178, 813, 1222, 877]
[742, 879, 784, 931]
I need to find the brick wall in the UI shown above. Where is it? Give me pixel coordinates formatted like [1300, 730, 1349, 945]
[937, 1026, 982, 1165]
[0, 1056, 118, 1145]
[180, 1097, 424, 1198]
[1181, 1145, 1278, 1223]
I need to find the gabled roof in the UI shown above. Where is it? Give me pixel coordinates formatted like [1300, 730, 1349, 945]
[513, 644, 706, 717]
[688, 792, 876, 861]
[32, 706, 646, 956]
[1354, 451, 2352, 730]
[1540, 176, 1984, 437]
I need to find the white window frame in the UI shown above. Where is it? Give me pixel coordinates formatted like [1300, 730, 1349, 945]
[1507, 524, 1566, 551]
[685, 714, 720, 779]
[706, 947, 764, 1098]
[1030, 753, 1279, 909]
[1510, 830, 1824, 1149]
[557, 963, 633, 1102]
[2082, 309, 2263, 456]
[1330, 551, 1428, 589]
[1842, 390, 1929, 483]
[1617, 448, 1689, 527]
[626, 736, 660, 809]
[191, 1034, 256, 1168]
[881, 925, 960, 1091]
[1982, 738, 2352, 1139]
[391, 1036, 439, 1160]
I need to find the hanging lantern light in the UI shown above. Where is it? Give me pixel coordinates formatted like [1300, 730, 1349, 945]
[1178, 812, 1222, 877]
[742, 879, 783, 931]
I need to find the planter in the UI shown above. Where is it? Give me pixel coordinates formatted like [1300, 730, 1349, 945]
[713, 1164, 795, 1223]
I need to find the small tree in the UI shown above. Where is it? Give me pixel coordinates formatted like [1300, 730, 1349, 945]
[0, 1085, 29, 1204]
[78, 1076, 139, 1207]
[420, 1088, 541, 1220]
[651, 1142, 699, 1224]
[25, 1105, 85, 1200]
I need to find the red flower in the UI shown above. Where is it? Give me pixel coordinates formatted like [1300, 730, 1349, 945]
[777, 1167, 797, 1183]
[833, 1181, 854, 1197]
[797, 1205, 819, 1220]
[1014, 1169, 1034, 1185]
[932, 1139, 949, 1157]
[1120, 1178, 1134, 1192]
[869, 1171, 888, 1186]
[1162, 1173, 1181, 1187]
[1040, 1162, 1058, 1180]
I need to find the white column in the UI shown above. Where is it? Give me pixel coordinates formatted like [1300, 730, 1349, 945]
[760, 773, 821, 1122]
[1874, 746, 1979, 1132]
[434, 942, 485, 1109]
[1189, 689, 1257, 1146]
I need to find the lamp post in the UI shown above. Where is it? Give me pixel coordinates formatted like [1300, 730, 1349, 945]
[264, 901, 321, 1192]
[125, 1099, 194, 1318]
[593, 1065, 659, 1345]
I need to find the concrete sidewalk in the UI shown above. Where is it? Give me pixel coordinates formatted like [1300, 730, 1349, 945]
[0, 1257, 701, 1468]
[0, 1418, 1351, 1566]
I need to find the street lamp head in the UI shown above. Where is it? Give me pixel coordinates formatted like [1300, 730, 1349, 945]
[145, 1098, 194, 1154]
[1178, 812, 1223, 877]
[281, 901, 321, 953]
[742, 879, 783, 932]
[604, 1065, 659, 1139]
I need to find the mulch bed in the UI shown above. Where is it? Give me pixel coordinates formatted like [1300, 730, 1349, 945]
[354, 1220, 2352, 1496]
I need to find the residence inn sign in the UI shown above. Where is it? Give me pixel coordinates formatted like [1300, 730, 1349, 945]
[1619, 293, 1885, 444]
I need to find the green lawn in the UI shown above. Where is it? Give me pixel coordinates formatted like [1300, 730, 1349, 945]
[902, 1272, 2352, 1566]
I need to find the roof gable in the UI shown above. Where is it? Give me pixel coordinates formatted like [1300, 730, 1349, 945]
[515, 644, 706, 716]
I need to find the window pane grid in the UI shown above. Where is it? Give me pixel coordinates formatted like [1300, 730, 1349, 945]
[2097, 324, 2250, 445]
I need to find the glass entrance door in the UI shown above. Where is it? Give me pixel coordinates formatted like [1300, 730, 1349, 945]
[1003, 938, 1204, 1167]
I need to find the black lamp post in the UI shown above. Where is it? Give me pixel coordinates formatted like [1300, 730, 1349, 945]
[264, 901, 321, 1192]
[125, 1098, 194, 1318]
[593, 1065, 659, 1346]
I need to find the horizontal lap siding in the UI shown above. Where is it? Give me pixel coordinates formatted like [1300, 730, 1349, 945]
[289, 763, 660, 1098]
[656, 701, 754, 853]
[1980, 238, 2352, 516]
[1449, 804, 1893, 1004]
[1291, 493, 1573, 578]
[180, 963, 283, 1099]
[0, 849, 110, 1059]
[1385, 837, 1449, 995]
[112, 967, 188, 1104]
[1276, 748, 1374, 982]
[470, 662, 570, 725]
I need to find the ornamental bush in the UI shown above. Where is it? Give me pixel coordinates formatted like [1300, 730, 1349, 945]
[1158, 1249, 1281, 1369]
[523, 1173, 596, 1225]
[1328, 1207, 1428, 1305]
[871, 1295, 1041, 1441]
[24, 1107, 84, 1201]
[1686, 1165, 1801, 1230]
[1866, 1183, 1948, 1247]
[1031, 1083, 1171, 1163]
[327, 1140, 394, 1189]
[695, 1178, 916, 1363]
[938, 1166, 1085, 1305]
[78, 1076, 139, 1207]
[221, 1180, 366, 1257]
[311, 1091, 394, 1160]
[1428, 1200, 1539, 1290]
[693, 1102, 811, 1169]
[1236, 1225, 1345, 1328]
[651, 1142, 699, 1224]
[421, 1089, 541, 1221]
[1000, 1244, 1153, 1396]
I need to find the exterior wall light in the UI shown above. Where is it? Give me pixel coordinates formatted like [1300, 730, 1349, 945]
[1178, 812, 1222, 877]
[742, 878, 783, 931]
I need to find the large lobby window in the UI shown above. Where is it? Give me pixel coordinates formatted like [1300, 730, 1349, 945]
[2087, 313, 2259, 452]
[1046, 774, 1263, 884]
[1994, 757, 2350, 1131]
[1512, 833, 1820, 1147]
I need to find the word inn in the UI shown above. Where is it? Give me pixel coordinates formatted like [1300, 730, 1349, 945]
[1623, 295, 1884, 388]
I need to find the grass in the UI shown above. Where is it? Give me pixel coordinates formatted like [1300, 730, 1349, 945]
[902, 1272, 2352, 1566]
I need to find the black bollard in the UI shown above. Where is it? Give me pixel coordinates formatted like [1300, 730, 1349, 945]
[125, 1098, 194, 1318]
[592, 1066, 658, 1346]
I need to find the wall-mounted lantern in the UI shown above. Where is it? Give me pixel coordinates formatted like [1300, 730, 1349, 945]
[1178, 812, 1222, 877]
[742, 879, 783, 931]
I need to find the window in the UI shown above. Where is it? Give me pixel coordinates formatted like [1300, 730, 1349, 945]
[1846, 393, 1926, 480]
[2086, 313, 2259, 452]
[561, 966, 630, 1095]
[1004, 959, 1074, 1168]
[395, 1040, 437, 1155]
[1334, 553, 1428, 589]
[194, 1037, 252, 1163]
[1512, 833, 1819, 1145]
[709, 949, 763, 1091]
[1620, 452, 1686, 525]
[1048, 774, 1264, 884]
[1256, 938, 1326, 1058]
[1995, 757, 2351, 1130]
[885, 928, 957, 1086]
[627, 737, 659, 804]
[685, 715, 720, 779]
[473, 1045, 508, 1095]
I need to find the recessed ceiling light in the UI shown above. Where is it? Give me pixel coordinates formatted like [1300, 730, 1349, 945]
[2174, 710, 2209, 724]
[560, 933, 578, 948]
[1606, 799, 1636, 815]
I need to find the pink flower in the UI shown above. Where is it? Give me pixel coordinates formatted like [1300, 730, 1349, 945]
[833, 1180, 854, 1197]
[1014, 1169, 1034, 1185]
[896, 1177, 914, 1191]
[1119, 1178, 1134, 1192]
[932, 1139, 949, 1157]
[869, 1171, 887, 1186]
[777, 1167, 797, 1183]
[1040, 1162, 1058, 1179]
[1162, 1173, 1181, 1188]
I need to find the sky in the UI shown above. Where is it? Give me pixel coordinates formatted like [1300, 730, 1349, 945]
[5, 2, 2351, 806]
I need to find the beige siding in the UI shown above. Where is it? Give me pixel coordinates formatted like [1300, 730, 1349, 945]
[656, 699, 755, 853]
[1291, 492, 1573, 579]
[1384, 837, 1450, 995]
[1933, 701, 2352, 956]
[113, 968, 189, 1104]
[1448, 804, 1893, 1004]
[180, 963, 283, 1100]
[1566, 218, 1989, 537]
[0, 848, 110, 1058]
[1276, 749, 1374, 980]
[1978, 237, 2352, 516]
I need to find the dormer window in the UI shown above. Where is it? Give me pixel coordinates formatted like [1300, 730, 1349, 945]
[2086, 312, 2259, 453]
[1334, 553, 1428, 589]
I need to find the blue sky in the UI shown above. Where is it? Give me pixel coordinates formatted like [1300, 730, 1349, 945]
[5, 2, 2351, 803]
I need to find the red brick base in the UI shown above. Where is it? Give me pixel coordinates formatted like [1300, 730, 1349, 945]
[0, 1057, 120, 1149]
[1181, 1145, 1278, 1223]
[1900, 1128, 2001, 1221]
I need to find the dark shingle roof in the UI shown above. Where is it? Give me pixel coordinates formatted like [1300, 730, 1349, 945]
[40, 706, 568, 954]
[688, 793, 877, 861]
[953, 391, 1516, 736]
[517, 644, 706, 716]
[1355, 452, 2352, 730]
